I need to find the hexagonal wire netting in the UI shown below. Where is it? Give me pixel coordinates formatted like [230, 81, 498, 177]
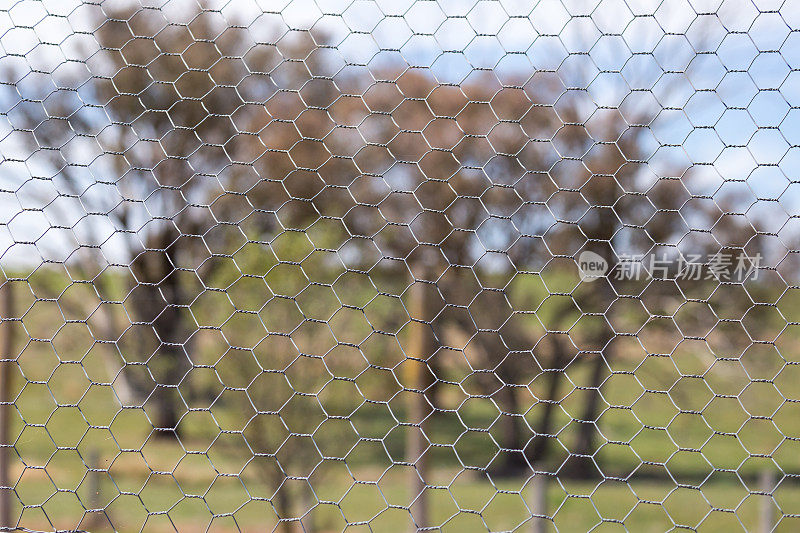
[1, 0, 799, 531]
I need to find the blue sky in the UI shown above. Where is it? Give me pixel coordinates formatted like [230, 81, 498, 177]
[0, 0, 797, 267]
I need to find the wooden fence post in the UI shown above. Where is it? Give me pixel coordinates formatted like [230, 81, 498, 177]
[0, 275, 15, 530]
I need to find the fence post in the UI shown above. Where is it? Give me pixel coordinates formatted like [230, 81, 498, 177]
[0, 275, 14, 530]
[759, 469, 776, 533]
[406, 276, 437, 531]
[83, 448, 103, 531]
[529, 474, 548, 533]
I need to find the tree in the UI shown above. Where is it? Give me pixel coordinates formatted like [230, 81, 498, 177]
[1, 4, 766, 531]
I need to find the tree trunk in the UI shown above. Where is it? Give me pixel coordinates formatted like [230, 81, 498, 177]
[527, 335, 569, 465]
[569, 324, 614, 477]
[0, 275, 15, 529]
[274, 480, 294, 533]
[273, 479, 293, 531]
[131, 230, 188, 440]
[299, 485, 316, 533]
[495, 384, 528, 476]
[566, 176, 621, 475]
[91, 275, 140, 406]
[248, 413, 294, 533]
[570, 350, 606, 476]
[146, 299, 187, 439]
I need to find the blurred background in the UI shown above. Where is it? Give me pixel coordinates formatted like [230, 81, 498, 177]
[1, 0, 800, 531]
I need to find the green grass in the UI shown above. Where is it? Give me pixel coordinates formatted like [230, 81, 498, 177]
[12, 465, 800, 532]
[4, 266, 800, 531]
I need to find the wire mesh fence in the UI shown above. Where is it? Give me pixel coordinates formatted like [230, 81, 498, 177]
[1, 0, 799, 531]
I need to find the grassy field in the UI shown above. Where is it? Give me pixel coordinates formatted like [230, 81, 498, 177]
[3, 265, 800, 532]
[11, 462, 800, 532]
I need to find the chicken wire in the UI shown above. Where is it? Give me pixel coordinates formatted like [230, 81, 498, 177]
[0, 0, 799, 531]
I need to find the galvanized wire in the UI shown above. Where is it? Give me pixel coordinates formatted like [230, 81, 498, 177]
[0, 0, 799, 531]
